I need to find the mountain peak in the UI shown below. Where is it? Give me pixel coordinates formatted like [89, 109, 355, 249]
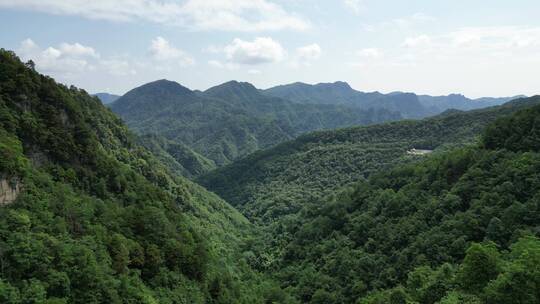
[331, 81, 353, 89]
[206, 80, 258, 92]
[135, 79, 193, 95]
[110, 79, 195, 114]
[203, 80, 261, 100]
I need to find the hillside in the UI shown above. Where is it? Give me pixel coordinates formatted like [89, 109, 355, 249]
[198, 97, 540, 225]
[138, 134, 217, 179]
[0, 50, 288, 303]
[111, 79, 400, 171]
[250, 100, 540, 303]
[263, 81, 519, 118]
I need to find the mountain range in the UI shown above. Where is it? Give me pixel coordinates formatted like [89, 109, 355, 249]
[109, 79, 521, 178]
[2, 48, 539, 303]
[110, 80, 400, 174]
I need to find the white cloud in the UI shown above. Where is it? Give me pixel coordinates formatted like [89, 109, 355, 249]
[224, 37, 285, 65]
[59, 42, 99, 58]
[247, 69, 261, 74]
[149, 36, 195, 66]
[296, 44, 322, 61]
[349, 26, 540, 97]
[0, 0, 309, 32]
[18, 39, 97, 75]
[291, 43, 322, 67]
[401, 26, 540, 55]
[18, 39, 138, 80]
[343, 0, 364, 14]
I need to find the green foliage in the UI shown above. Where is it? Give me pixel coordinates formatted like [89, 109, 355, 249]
[111, 80, 400, 170]
[227, 102, 540, 303]
[484, 102, 540, 152]
[0, 49, 285, 303]
[199, 96, 540, 225]
[138, 134, 216, 178]
[457, 242, 501, 293]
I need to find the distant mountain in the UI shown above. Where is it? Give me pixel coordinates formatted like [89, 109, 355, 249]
[418, 93, 524, 114]
[111, 79, 522, 177]
[111, 79, 400, 172]
[263, 81, 522, 118]
[263, 81, 384, 106]
[93, 92, 120, 104]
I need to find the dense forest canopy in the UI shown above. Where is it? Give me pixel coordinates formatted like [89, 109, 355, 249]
[110, 79, 517, 179]
[240, 101, 540, 303]
[198, 97, 540, 225]
[110, 80, 400, 174]
[0, 49, 289, 303]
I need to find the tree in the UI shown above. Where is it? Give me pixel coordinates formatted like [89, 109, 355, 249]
[457, 242, 501, 293]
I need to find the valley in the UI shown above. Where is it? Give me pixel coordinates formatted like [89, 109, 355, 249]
[1, 48, 539, 304]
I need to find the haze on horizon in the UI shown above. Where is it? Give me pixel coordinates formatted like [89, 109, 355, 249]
[1, 0, 539, 98]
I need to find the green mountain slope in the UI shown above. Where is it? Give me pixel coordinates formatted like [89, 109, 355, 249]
[278, 102, 540, 303]
[256, 99, 540, 303]
[198, 97, 540, 224]
[138, 134, 217, 179]
[110, 80, 400, 171]
[0, 50, 287, 303]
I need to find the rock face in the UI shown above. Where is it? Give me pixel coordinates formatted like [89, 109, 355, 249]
[0, 178, 20, 205]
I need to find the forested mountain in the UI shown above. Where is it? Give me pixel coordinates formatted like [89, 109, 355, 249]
[2, 47, 538, 304]
[93, 92, 120, 104]
[263, 81, 520, 118]
[110, 79, 400, 172]
[0, 50, 289, 303]
[198, 96, 540, 225]
[236, 99, 540, 303]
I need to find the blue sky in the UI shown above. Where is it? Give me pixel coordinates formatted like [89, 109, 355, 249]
[1, 0, 539, 98]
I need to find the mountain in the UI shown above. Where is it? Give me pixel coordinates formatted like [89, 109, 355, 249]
[93, 92, 120, 104]
[418, 93, 523, 114]
[263, 81, 521, 118]
[0, 49, 288, 303]
[263, 81, 383, 105]
[266, 101, 540, 303]
[198, 96, 540, 225]
[111, 79, 400, 171]
[201, 96, 540, 303]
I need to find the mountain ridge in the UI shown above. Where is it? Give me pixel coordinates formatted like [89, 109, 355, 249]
[110, 79, 402, 172]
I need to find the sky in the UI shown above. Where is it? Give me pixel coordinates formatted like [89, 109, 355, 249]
[1, 0, 540, 98]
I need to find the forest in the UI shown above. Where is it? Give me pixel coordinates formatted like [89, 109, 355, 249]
[0, 48, 539, 304]
[0, 49, 289, 303]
